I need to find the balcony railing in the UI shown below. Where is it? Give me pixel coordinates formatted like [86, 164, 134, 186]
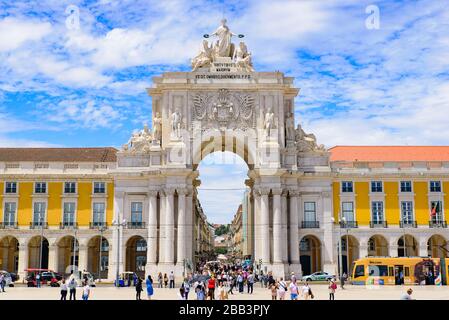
[59, 222, 78, 229]
[370, 221, 388, 228]
[126, 221, 146, 229]
[340, 221, 358, 228]
[89, 222, 108, 229]
[301, 221, 320, 229]
[30, 222, 48, 229]
[0, 222, 18, 229]
[400, 220, 417, 228]
[429, 221, 448, 228]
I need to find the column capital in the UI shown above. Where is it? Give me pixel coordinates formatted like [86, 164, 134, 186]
[147, 190, 159, 197]
[271, 188, 283, 196]
[321, 191, 332, 198]
[115, 191, 125, 198]
[177, 188, 188, 196]
[289, 189, 300, 197]
[257, 187, 271, 196]
[162, 187, 176, 196]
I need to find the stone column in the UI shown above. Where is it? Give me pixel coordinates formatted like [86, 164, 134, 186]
[111, 191, 124, 280]
[359, 244, 369, 259]
[78, 244, 88, 272]
[185, 189, 193, 270]
[272, 188, 283, 264]
[164, 188, 175, 264]
[260, 188, 271, 264]
[18, 242, 28, 282]
[322, 191, 335, 275]
[177, 188, 187, 267]
[48, 243, 58, 272]
[418, 239, 428, 257]
[158, 191, 166, 264]
[389, 244, 399, 257]
[289, 191, 300, 265]
[281, 190, 288, 262]
[253, 189, 261, 263]
[147, 191, 158, 265]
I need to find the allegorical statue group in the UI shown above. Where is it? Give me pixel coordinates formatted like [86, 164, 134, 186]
[191, 19, 254, 72]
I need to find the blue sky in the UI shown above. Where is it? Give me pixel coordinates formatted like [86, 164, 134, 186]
[1, 0, 448, 223]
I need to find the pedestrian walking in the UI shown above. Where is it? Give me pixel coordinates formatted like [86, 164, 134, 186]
[237, 273, 244, 293]
[207, 276, 216, 300]
[146, 275, 154, 300]
[301, 282, 313, 300]
[69, 277, 77, 300]
[182, 278, 190, 300]
[158, 272, 163, 288]
[163, 273, 168, 288]
[227, 274, 235, 295]
[0, 274, 5, 292]
[328, 279, 337, 300]
[218, 281, 228, 300]
[169, 271, 175, 288]
[289, 280, 298, 300]
[82, 282, 91, 300]
[270, 281, 278, 300]
[247, 272, 254, 294]
[136, 277, 143, 300]
[340, 272, 346, 289]
[60, 279, 68, 300]
[36, 273, 41, 288]
[195, 281, 205, 300]
[278, 277, 287, 300]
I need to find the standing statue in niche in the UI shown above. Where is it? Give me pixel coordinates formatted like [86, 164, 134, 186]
[235, 42, 254, 72]
[264, 107, 275, 137]
[191, 40, 214, 71]
[152, 112, 162, 143]
[171, 108, 182, 138]
[285, 112, 295, 141]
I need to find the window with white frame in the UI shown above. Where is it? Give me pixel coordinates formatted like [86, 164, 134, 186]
[430, 201, 443, 223]
[371, 181, 383, 193]
[64, 182, 76, 194]
[371, 201, 384, 222]
[5, 182, 17, 194]
[430, 181, 441, 192]
[304, 202, 316, 222]
[300, 238, 310, 251]
[63, 202, 76, 225]
[136, 239, 147, 251]
[131, 202, 143, 223]
[93, 202, 105, 224]
[93, 182, 106, 194]
[342, 181, 353, 193]
[136, 256, 146, 271]
[34, 182, 47, 194]
[401, 201, 414, 223]
[33, 202, 46, 224]
[342, 202, 354, 221]
[368, 238, 375, 251]
[3, 202, 16, 226]
[400, 181, 412, 192]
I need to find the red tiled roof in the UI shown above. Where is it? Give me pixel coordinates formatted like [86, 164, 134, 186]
[329, 146, 449, 162]
[0, 147, 117, 162]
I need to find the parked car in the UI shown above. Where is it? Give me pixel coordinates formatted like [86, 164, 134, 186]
[24, 268, 59, 287]
[9, 272, 19, 282]
[0, 270, 14, 287]
[302, 271, 335, 282]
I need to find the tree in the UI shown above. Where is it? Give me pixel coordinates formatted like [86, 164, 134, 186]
[214, 224, 230, 236]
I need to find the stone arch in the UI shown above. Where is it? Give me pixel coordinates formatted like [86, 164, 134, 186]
[299, 235, 322, 275]
[397, 234, 418, 257]
[57, 235, 79, 274]
[340, 235, 359, 275]
[28, 236, 49, 269]
[87, 236, 110, 279]
[125, 235, 147, 278]
[427, 234, 448, 258]
[191, 129, 256, 170]
[0, 236, 19, 273]
[367, 235, 388, 256]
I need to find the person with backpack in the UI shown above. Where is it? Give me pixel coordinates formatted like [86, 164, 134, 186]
[329, 279, 337, 300]
[135, 277, 143, 300]
[195, 281, 205, 300]
[182, 278, 190, 300]
[68, 277, 77, 300]
[278, 277, 287, 300]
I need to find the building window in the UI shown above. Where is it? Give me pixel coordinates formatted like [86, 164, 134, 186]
[342, 202, 354, 221]
[304, 202, 316, 222]
[371, 201, 384, 222]
[64, 182, 76, 194]
[371, 181, 383, 193]
[368, 238, 375, 251]
[430, 201, 443, 223]
[430, 181, 441, 192]
[136, 239, 147, 252]
[93, 202, 105, 224]
[299, 238, 310, 251]
[401, 201, 413, 223]
[63, 202, 76, 225]
[136, 256, 146, 271]
[101, 256, 109, 271]
[33, 202, 46, 224]
[34, 182, 47, 194]
[3, 202, 16, 226]
[5, 182, 17, 194]
[93, 182, 106, 194]
[400, 181, 412, 193]
[342, 181, 353, 193]
[131, 202, 143, 223]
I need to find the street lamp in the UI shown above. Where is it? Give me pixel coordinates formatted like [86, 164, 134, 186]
[341, 216, 350, 277]
[98, 226, 107, 282]
[331, 216, 343, 280]
[112, 218, 127, 287]
[38, 212, 44, 271]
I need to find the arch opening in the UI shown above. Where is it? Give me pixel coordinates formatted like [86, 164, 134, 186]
[88, 236, 109, 279]
[57, 236, 79, 274]
[0, 236, 19, 273]
[125, 236, 147, 278]
[427, 235, 447, 258]
[368, 235, 388, 257]
[28, 236, 49, 269]
[299, 235, 322, 275]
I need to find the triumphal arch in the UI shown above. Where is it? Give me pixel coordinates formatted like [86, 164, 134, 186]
[113, 20, 333, 278]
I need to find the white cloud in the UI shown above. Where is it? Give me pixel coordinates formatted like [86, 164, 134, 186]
[0, 17, 51, 52]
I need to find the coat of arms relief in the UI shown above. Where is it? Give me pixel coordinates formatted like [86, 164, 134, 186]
[191, 89, 256, 131]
